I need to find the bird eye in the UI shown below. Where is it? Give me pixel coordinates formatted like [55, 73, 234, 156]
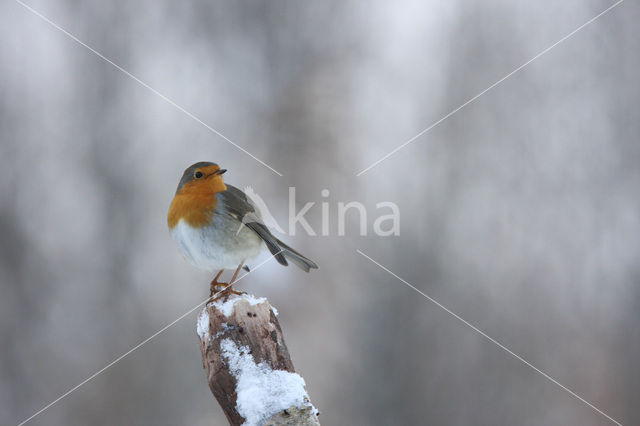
[194, 171, 203, 179]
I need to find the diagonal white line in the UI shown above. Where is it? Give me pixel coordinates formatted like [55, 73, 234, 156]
[355, 0, 624, 176]
[356, 249, 622, 425]
[17, 252, 282, 426]
[14, 0, 283, 177]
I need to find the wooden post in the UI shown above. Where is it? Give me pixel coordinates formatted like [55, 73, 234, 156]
[197, 294, 320, 425]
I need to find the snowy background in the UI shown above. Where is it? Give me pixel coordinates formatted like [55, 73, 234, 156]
[1, 0, 639, 425]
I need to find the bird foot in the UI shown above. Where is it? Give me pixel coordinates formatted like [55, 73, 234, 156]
[209, 281, 227, 299]
[211, 284, 246, 303]
[207, 266, 246, 303]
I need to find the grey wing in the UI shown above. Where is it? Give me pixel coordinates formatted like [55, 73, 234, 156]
[216, 184, 259, 219]
[216, 185, 288, 266]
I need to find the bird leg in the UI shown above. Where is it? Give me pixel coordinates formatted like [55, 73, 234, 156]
[213, 261, 246, 302]
[209, 269, 225, 298]
[228, 261, 244, 285]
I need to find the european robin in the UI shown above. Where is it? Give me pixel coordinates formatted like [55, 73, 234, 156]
[167, 161, 318, 298]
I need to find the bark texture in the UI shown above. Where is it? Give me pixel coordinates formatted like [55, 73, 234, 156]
[197, 295, 319, 425]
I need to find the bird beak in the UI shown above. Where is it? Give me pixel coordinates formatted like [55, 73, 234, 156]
[215, 169, 227, 175]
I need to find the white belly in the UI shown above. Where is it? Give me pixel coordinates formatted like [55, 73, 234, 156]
[171, 216, 263, 271]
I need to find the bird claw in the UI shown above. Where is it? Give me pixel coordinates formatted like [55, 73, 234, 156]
[209, 282, 227, 298]
[211, 285, 246, 303]
[207, 263, 246, 303]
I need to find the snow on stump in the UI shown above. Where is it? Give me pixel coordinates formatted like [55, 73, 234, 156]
[197, 293, 319, 426]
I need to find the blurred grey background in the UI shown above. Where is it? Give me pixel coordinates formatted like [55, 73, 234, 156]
[1, 0, 638, 425]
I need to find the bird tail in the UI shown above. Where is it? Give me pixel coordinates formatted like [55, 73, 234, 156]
[275, 237, 318, 272]
[245, 222, 318, 271]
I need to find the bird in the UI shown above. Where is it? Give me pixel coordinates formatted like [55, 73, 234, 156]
[167, 161, 318, 299]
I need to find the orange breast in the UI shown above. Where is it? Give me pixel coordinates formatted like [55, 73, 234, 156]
[167, 192, 217, 229]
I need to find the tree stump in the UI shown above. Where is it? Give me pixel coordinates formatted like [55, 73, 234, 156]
[197, 293, 319, 426]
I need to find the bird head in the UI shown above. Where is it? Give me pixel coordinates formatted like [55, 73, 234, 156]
[175, 161, 227, 196]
